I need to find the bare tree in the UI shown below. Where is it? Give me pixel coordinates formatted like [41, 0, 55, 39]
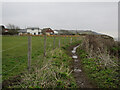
[7, 24, 20, 30]
[6, 24, 20, 35]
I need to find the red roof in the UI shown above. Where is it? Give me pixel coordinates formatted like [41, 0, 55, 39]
[46, 28, 54, 33]
[5, 29, 8, 31]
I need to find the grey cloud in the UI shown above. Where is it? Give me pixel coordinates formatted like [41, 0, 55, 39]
[2, 2, 118, 37]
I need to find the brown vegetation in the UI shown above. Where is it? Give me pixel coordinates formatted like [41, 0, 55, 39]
[81, 34, 119, 67]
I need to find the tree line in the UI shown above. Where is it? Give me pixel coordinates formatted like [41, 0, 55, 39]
[1, 24, 20, 35]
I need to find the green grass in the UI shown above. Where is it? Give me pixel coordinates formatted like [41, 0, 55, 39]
[0, 36, 2, 83]
[2, 36, 78, 81]
[10, 48, 77, 88]
[77, 47, 120, 88]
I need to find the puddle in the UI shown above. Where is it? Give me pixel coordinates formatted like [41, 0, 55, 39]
[74, 59, 79, 62]
[71, 44, 96, 88]
[72, 50, 76, 54]
[74, 69, 82, 72]
[72, 55, 78, 59]
[72, 45, 82, 73]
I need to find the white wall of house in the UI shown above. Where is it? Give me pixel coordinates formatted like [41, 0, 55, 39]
[27, 28, 42, 35]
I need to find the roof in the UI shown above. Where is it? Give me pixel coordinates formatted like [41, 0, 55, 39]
[43, 28, 54, 33]
[18, 29, 27, 33]
[26, 27, 39, 30]
[43, 28, 51, 30]
[46, 29, 54, 33]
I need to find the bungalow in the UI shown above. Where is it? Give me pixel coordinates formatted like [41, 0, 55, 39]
[53, 30, 58, 35]
[18, 29, 27, 35]
[26, 27, 42, 35]
[43, 28, 54, 35]
[19, 27, 42, 35]
[1, 25, 9, 35]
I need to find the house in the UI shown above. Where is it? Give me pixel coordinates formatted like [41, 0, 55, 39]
[43, 28, 54, 35]
[53, 30, 58, 35]
[18, 29, 27, 35]
[26, 27, 42, 35]
[4, 29, 8, 32]
[19, 27, 42, 35]
[1, 25, 9, 35]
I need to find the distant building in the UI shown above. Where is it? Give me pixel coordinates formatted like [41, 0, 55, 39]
[18, 29, 27, 35]
[26, 27, 42, 35]
[43, 28, 54, 35]
[1, 25, 9, 35]
[53, 30, 58, 35]
[19, 27, 42, 35]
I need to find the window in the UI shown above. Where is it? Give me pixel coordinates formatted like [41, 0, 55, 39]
[38, 32, 40, 34]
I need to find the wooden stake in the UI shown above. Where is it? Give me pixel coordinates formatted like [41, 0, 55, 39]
[59, 38, 60, 48]
[53, 36, 56, 50]
[64, 36, 66, 44]
[28, 35, 32, 73]
[44, 35, 46, 57]
[70, 37, 72, 43]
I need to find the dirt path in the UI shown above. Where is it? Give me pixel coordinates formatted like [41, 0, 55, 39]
[70, 45, 97, 88]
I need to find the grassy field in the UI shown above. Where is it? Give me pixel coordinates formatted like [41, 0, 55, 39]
[0, 36, 2, 83]
[2, 35, 78, 81]
[2, 35, 119, 88]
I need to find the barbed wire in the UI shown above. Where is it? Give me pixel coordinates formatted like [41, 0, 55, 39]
[0, 36, 79, 76]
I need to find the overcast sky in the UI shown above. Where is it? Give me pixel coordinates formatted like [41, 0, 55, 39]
[2, 2, 118, 37]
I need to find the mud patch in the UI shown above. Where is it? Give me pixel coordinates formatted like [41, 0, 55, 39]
[71, 45, 97, 88]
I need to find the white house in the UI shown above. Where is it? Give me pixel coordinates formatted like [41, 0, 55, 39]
[19, 27, 42, 35]
[26, 27, 42, 35]
[53, 30, 58, 35]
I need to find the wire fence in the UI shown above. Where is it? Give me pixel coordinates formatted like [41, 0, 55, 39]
[1, 35, 81, 80]
[0, 43, 27, 52]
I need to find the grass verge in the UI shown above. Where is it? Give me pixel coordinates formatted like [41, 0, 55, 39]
[8, 48, 77, 88]
[76, 45, 120, 88]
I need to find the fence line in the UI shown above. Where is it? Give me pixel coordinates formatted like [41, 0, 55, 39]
[53, 36, 56, 50]
[2, 35, 81, 77]
[70, 37, 72, 43]
[64, 36, 66, 44]
[59, 38, 60, 48]
[44, 35, 47, 57]
[28, 35, 32, 73]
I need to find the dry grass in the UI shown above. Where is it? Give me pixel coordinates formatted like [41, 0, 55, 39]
[81, 34, 119, 68]
[10, 48, 76, 88]
[77, 35, 119, 88]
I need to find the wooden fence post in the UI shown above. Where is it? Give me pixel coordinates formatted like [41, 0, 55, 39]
[53, 36, 56, 50]
[44, 35, 46, 57]
[64, 36, 66, 44]
[28, 35, 32, 73]
[77, 36, 79, 41]
[70, 37, 72, 43]
[59, 38, 60, 48]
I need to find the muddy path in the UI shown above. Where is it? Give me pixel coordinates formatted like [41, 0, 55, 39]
[67, 44, 97, 88]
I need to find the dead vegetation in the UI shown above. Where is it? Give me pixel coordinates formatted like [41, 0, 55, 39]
[8, 49, 76, 88]
[81, 34, 119, 67]
[78, 34, 120, 88]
